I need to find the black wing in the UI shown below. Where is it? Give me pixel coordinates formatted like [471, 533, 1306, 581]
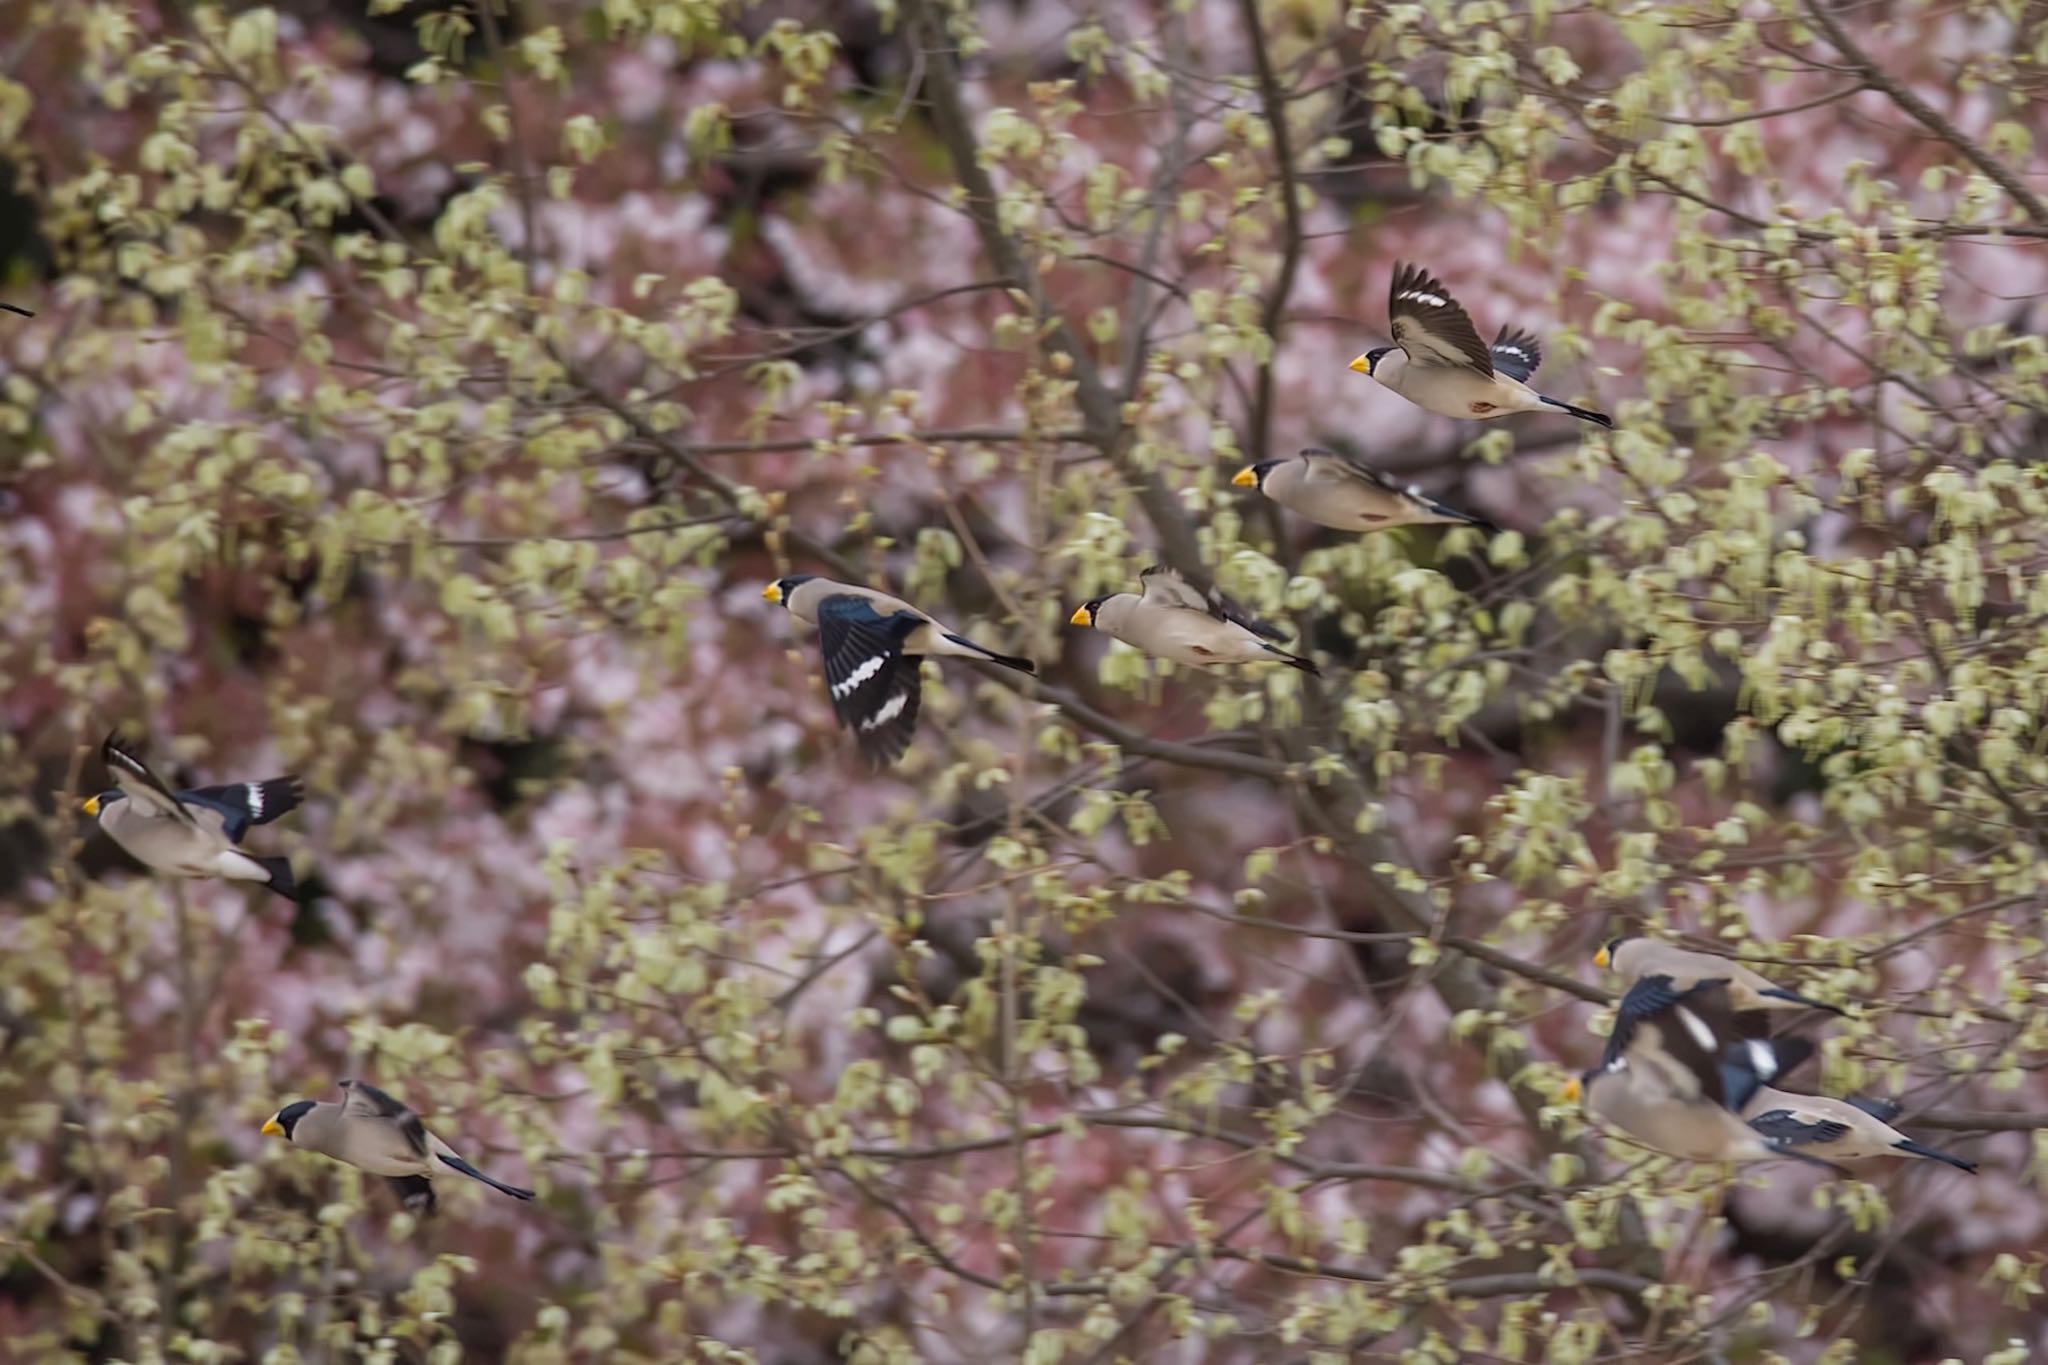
[340, 1079, 431, 1159]
[1718, 1033, 1814, 1112]
[1602, 973, 1690, 1068]
[1204, 584, 1288, 642]
[1489, 325, 1543, 383]
[1747, 1109, 1852, 1147]
[1844, 1094, 1902, 1123]
[1387, 262, 1494, 375]
[102, 732, 197, 825]
[180, 778, 305, 842]
[815, 594, 927, 766]
[385, 1175, 438, 1216]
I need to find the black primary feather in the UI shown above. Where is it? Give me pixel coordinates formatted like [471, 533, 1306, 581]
[1602, 974, 1690, 1068]
[1488, 324, 1543, 383]
[814, 594, 927, 766]
[1719, 1034, 1813, 1112]
[387, 1174, 437, 1217]
[182, 777, 305, 841]
[1747, 1110, 1852, 1147]
[1844, 1095, 1903, 1123]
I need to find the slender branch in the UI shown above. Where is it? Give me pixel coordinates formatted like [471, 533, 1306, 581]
[1801, 0, 2048, 228]
[903, 0, 1206, 576]
[1238, 0, 1304, 467]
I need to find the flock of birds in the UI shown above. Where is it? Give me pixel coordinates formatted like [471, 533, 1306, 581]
[48, 264, 1977, 1219]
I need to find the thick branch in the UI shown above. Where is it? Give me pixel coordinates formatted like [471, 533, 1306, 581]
[1802, 0, 2048, 228]
[904, 0, 1206, 576]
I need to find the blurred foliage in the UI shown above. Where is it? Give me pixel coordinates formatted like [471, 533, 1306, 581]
[2, 0, 2047, 1360]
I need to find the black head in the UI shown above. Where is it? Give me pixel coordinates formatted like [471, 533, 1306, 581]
[80, 789, 124, 818]
[1595, 932, 1642, 970]
[263, 1099, 316, 1141]
[762, 574, 817, 609]
[1069, 597, 1109, 628]
[1233, 459, 1283, 491]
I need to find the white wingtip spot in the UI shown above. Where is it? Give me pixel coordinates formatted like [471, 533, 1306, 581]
[830, 655, 888, 699]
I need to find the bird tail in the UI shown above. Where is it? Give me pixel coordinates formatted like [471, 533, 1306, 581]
[1895, 1139, 1977, 1173]
[1262, 643, 1321, 676]
[387, 1175, 438, 1217]
[256, 856, 299, 903]
[1539, 396, 1614, 428]
[438, 1152, 536, 1200]
[942, 633, 1036, 675]
[1759, 986, 1847, 1016]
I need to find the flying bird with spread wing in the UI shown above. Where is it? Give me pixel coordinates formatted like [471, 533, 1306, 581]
[1352, 263, 1612, 427]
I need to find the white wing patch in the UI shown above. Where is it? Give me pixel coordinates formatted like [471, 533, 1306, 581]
[1676, 1004, 1717, 1054]
[245, 783, 264, 818]
[1396, 289, 1447, 308]
[831, 655, 887, 699]
[860, 692, 910, 730]
[1745, 1038, 1777, 1080]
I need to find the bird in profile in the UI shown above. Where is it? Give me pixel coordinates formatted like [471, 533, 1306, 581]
[764, 575, 1036, 767]
[1352, 262, 1612, 427]
[1741, 1088, 1977, 1173]
[1564, 976, 1842, 1170]
[1069, 565, 1317, 674]
[82, 731, 302, 901]
[1596, 934, 1846, 1022]
[1234, 446, 1493, 535]
[262, 1079, 536, 1216]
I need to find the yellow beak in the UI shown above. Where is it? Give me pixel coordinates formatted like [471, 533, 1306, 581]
[260, 1117, 284, 1138]
[1560, 1077, 1582, 1103]
[1068, 606, 1091, 627]
[81, 796, 100, 817]
[761, 583, 782, 603]
[1593, 947, 1610, 970]
[1231, 466, 1257, 488]
[1348, 354, 1371, 375]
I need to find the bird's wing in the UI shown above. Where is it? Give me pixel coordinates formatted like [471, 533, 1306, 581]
[1747, 1109, 1852, 1147]
[340, 1080, 431, 1159]
[1136, 565, 1211, 613]
[1488, 325, 1543, 383]
[1138, 565, 1287, 641]
[101, 732, 197, 825]
[180, 778, 305, 842]
[814, 594, 927, 765]
[1602, 974, 1691, 1068]
[1843, 1095, 1903, 1123]
[1309, 450, 1494, 530]
[1387, 262, 1494, 375]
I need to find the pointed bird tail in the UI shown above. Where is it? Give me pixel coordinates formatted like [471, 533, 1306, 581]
[1760, 986, 1847, 1016]
[942, 632, 1036, 675]
[256, 855, 299, 903]
[1411, 491, 1497, 533]
[438, 1152, 536, 1200]
[1263, 643, 1321, 676]
[1895, 1139, 1977, 1173]
[1539, 396, 1614, 428]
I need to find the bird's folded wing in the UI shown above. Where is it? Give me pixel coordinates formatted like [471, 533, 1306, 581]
[1746, 1109, 1852, 1147]
[181, 778, 305, 841]
[341, 1080, 432, 1158]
